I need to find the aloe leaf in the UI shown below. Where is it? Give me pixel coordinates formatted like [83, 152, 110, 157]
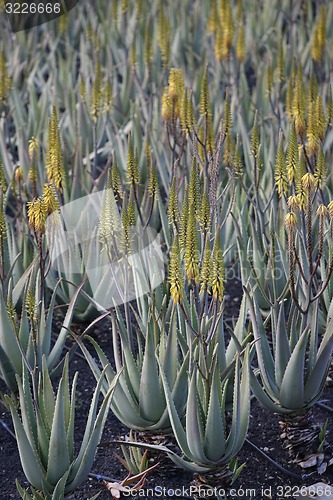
[51, 468, 70, 500]
[66, 378, 117, 491]
[46, 378, 71, 485]
[245, 288, 276, 391]
[204, 364, 225, 462]
[48, 280, 87, 370]
[274, 301, 291, 388]
[138, 325, 164, 422]
[250, 371, 289, 414]
[42, 281, 61, 356]
[304, 335, 333, 404]
[0, 287, 22, 373]
[68, 368, 119, 484]
[158, 361, 195, 460]
[163, 310, 178, 388]
[185, 370, 208, 464]
[41, 356, 56, 433]
[231, 348, 250, 455]
[5, 395, 51, 492]
[279, 328, 309, 409]
[19, 366, 38, 451]
[0, 345, 17, 391]
[67, 372, 78, 461]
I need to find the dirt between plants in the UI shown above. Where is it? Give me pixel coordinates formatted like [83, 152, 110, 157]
[1, 280, 333, 500]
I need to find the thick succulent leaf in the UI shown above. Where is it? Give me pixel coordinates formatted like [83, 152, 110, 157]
[231, 348, 251, 456]
[0, 287, 22, 373]
[18, 306, 30, 353]
[41, 356, 56, 433]
[225, 358, 241, 458]
[42, 281, 61, 357]
[48, 280, 86, 369]
[163, 311, 178, 388]
[46, 378, 71, 485]
[66, 380, 116, 492]
[274, 301, 291, 388]
[185, 370, 208, 464]
[304, 335, 333, 404]
[279, 329, 309, 409]
[0, 344, 17, 391]
[36, 406, 50, 470]
[225, 294, 247, 367]
[51, 468, 70, 500]
[5, 395, 51, 492]
[250, 371, 290, 414]
[204, 363, 225, 462]
[245, 289, 276, 392]
[68, 368, 119, 484]
[307, 302, 319, 375]
[67, 372, 78, 461]
[18, 366, 38, 452]
[158, 362, 194, 460]
[138, 325, 164, 422]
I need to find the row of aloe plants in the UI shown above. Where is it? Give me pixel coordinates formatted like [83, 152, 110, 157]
[0, 0, 333, 498]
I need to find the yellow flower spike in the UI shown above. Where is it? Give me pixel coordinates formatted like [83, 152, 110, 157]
[327, 201, 333, 217]
[316, 205, 328, 218]
[308, 71, 318, 105]
[327, 85, 333, 127]
[307, 101, 318, 156]
[42, 183, 60, 216]
[199, 188, 211, 233]
[234, 135, 243, 177]
[207, 0, 218, 34]
[199, 66, 212, 118]
[250, 111, 260, 158]
[157, 1, 170, 66]
[28, 137, 39, 162]
[169, 235, 183, 304]
[161, 87, 173, 123]
[121, 0, 128, 13]
[199, 238, 211, 295]
[0, 50, 11, 105]
[301, 173, 316, 191]
[111, 156, 122, 201]
[236, 25, 245, 62]
[275, 131, 287, 197]
[168, 177, 180, 228]
[292, 65, 306, 137]
[15, 165, 24, 183]
[184, 204, 200, 284]
[168, 68, 184, 101]
[223, 0, 234, 53]
[103, 79, 113, 114]
[314, 146, 326, 188]
[46, 106, 65, 192]
[286, 77, 294, 119]
[210, 236, 225, 302]
[0, 191, 6, 239]
[287, 195, 300, 212]
[91, 60, 103, 121]
[285, 212, 298, 231]
[179, 186, 189, 250]
[214, 22, 224, 62]
[27, 197, 47, 234]
[286, 122, 298, 184]
[126, 133, 139, 185]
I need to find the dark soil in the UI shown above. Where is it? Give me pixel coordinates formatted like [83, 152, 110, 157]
[1, 280, 333, 499]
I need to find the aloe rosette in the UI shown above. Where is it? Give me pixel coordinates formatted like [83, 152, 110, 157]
[5, 355, 118, 499]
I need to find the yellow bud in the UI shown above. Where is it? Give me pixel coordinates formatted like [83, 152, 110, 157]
[301, 173, 316, 190]
[27, 197, 47, 233]
[328, 201, 333, 217]
[28, 137, 39, 161]
[316, 204, 328, 218]
[161, 87, 172, 123]
[285, 212, 298, 230]
[287, 195, 300, 211]
[15, 165, 24, 183]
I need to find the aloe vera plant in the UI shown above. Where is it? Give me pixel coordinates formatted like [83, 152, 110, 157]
[5, 355, 118, 499]
[0, 269, 81, 392]
[78, 299, 189, 432]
